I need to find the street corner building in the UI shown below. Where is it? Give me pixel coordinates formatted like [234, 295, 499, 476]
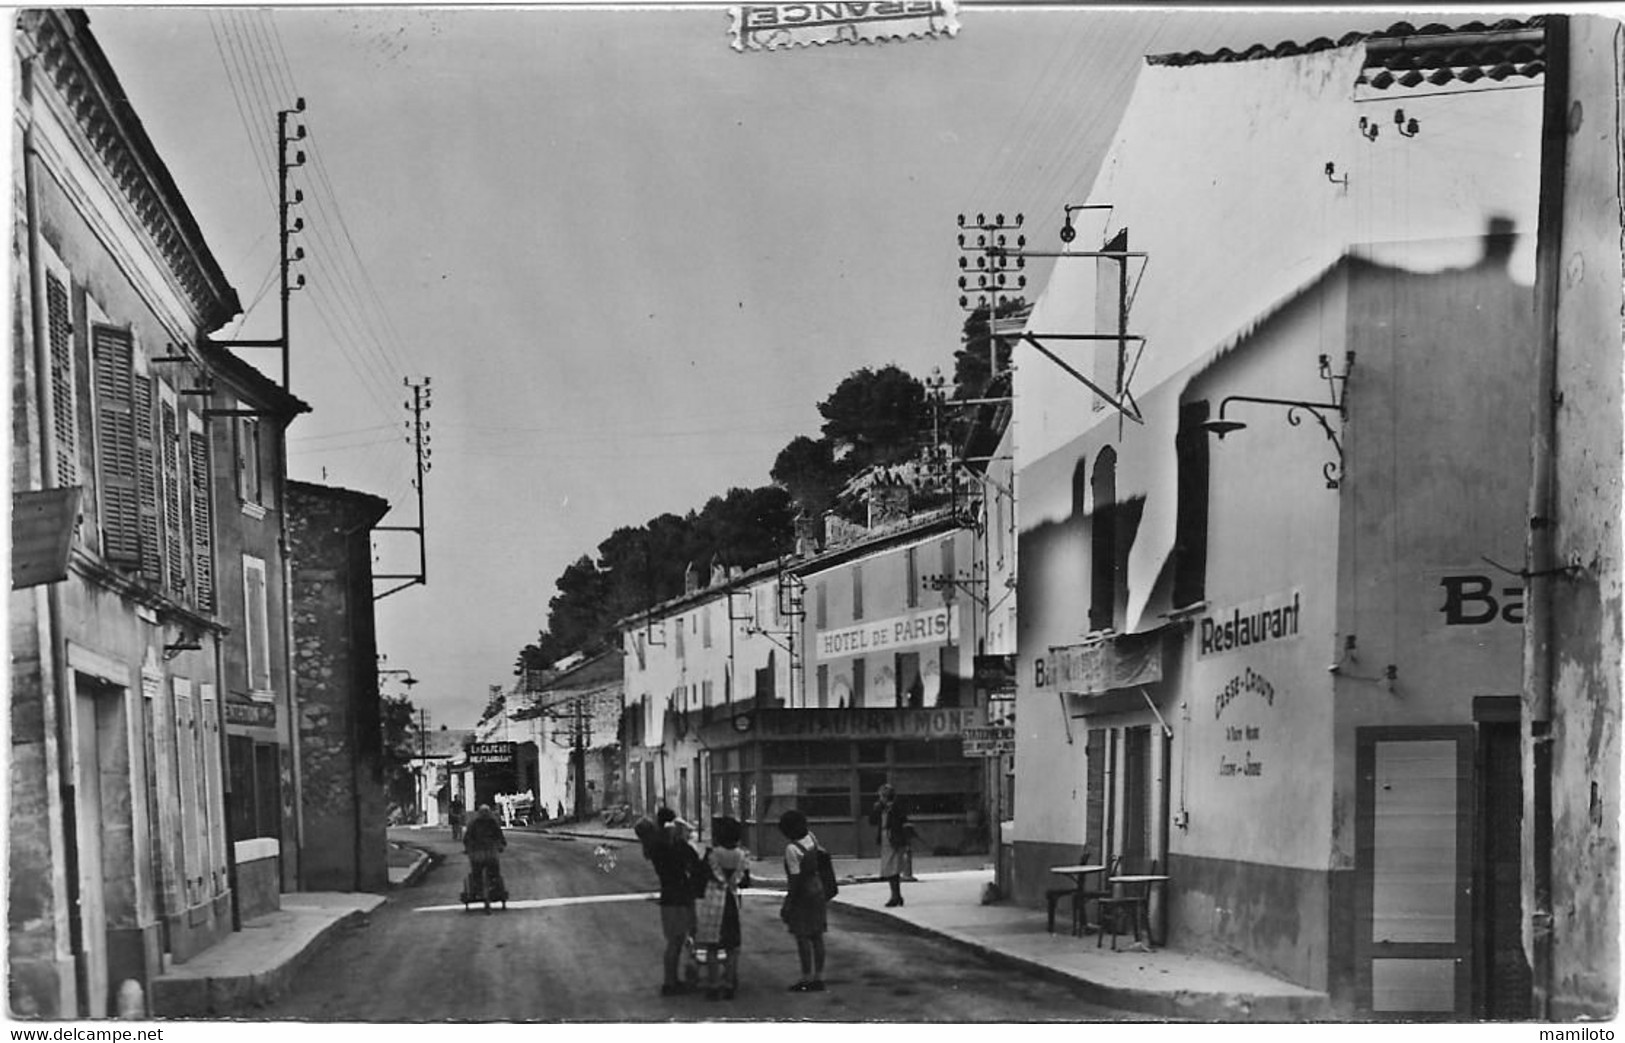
[620, 492, 1006, 860]
[9, 11, 392, 1019]
[1003, 16, 1620, 1021]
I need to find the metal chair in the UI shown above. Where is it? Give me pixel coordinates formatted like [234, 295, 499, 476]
[1097, 857, 1157, 950]
[1045, 849, 1088, 934]
[1047, 851, 1113, 936]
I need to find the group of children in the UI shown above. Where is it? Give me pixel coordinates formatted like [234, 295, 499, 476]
[635, 806, 832, 999]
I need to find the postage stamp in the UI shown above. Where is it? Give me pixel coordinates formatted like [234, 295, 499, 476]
[729, 1, 960, 52]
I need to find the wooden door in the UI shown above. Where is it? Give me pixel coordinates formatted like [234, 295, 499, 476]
[1356, 727, 1473, 1017]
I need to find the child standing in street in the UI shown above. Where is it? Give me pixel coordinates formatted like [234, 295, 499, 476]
[694, 816, 751, 1000]
[778, 809, 828, 993]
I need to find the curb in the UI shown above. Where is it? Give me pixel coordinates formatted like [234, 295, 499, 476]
[830, 902, 1328, 1022]
[150, 905, 373, 1018]
[392, 844, 439, 889]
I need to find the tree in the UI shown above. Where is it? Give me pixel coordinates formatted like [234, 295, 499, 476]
[817, 365, 930, 473]
[380, 694, 419, 823]
[771, 435, 846, 519]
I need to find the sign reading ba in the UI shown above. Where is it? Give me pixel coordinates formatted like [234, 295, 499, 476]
[468, 741, 515, 766]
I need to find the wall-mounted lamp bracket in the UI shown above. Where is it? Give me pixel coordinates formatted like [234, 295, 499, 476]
[1202, 352, 1354, 488]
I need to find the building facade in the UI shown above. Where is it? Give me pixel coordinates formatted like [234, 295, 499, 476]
[10, 10, 248, 1016]
[286, 481, 390, 893]
[1009, 19, 1551, 1018]
[203, 346, 307, 916]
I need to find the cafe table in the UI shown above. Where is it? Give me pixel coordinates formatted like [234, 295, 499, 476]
[1046, 864, 1106, 936]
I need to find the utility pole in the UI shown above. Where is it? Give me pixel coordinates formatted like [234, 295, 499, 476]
[375, 377, 431, 600]
[572, 695, 589, 822]
[210, 99, 306, 386]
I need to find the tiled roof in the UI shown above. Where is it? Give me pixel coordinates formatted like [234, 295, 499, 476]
[1149, 18, 1546, 90]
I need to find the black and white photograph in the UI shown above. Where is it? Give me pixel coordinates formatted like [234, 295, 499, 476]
[7, 1, 1622, 1033]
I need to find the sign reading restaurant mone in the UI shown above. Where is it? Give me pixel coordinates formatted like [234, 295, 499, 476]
[818, 605, 958, 659]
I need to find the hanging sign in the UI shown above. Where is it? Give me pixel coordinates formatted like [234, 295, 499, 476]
[1035, 629, 1164, 695]
[469, 741, 515, 765]
[962, 725, 1015, 757]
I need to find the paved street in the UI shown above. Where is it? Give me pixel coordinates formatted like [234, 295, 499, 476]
[256, 829, 1134, 1022]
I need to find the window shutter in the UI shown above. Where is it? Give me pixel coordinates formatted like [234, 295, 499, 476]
[244, 559, 270, 691]
[134, 375, 162, 583]
[92, 326, 140, 565]
[161, 400, 186, 597]
[160, 398, 186, 597]
[189, 430, 214, 611]
[45, 271, 78, 487]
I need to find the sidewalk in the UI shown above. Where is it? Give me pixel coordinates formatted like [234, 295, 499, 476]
[149, 893, 384, 1018]
[541, 821, 1331, 1021]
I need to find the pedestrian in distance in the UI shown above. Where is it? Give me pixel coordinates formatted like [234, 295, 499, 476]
[462, 804, 507, 912]
[448, 795, 466, 842]
[870, 783, 911, 907]
[778, 808, 828, 992]
[694, 815, 751, 1001]
[642, 807, 701, 996]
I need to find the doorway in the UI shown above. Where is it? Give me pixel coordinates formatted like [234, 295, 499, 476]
[72, 675, 126, 1018]
[1355, 727, 1473, 1017]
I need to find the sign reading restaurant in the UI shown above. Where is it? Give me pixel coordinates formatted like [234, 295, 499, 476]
[818, 605, 957, 658]
[1197, 590, 1303, 659]
[755, 706, 981, 741]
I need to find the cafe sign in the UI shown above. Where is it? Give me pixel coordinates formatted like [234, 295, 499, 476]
[468, 741, 515, 765]
[1035, 630, 1164, 696]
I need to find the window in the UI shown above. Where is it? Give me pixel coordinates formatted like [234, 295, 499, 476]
[940, 538, 955, 593]
[896, 652, 922, 708]
[906, 547, 918, 608]
[243, 555, 272, 695]
[816, 582, 827, 629]
[702, 607, 712, 648]
[852, 565, 864, 621]
[1174, 401, 1212, 609]
[816, 664, 829, 708]
[674, 616, 686, 660]
[853, 657, 867, 707]
[236, 415, 263, 506]
[1090, 447, 1118, 633]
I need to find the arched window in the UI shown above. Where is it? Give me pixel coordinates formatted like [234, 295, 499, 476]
[1090, 446, 1118, 632]
[1071, 455, 1091, 517]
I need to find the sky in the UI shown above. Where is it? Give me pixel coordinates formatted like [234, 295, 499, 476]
[87, 2, 1409, 729]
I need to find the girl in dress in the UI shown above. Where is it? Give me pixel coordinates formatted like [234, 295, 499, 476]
[694, 816, 751, 1000]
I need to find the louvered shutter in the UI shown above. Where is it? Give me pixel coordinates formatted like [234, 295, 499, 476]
[161, 399, 185, 597]
[92, 326, 140, 565]
[134, 375, 162, 584]
[189, 430, 214, 611]
[45, 271, 78, 487]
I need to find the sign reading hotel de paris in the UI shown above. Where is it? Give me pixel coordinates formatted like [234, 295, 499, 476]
[818, 605, 958, 658]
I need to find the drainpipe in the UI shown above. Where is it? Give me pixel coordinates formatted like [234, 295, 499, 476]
[1524, 13, 1569, 1020]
